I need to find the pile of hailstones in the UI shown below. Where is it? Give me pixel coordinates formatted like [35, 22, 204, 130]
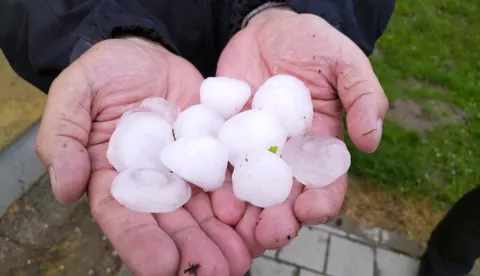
[107, 75, 351, 213]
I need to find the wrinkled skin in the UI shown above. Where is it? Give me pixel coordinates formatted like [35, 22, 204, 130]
[35, 37, 251, 276]
[35, 7, 389, 276]
[211, 7, 389, 256]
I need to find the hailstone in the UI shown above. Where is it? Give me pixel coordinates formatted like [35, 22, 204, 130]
[252, 74, 313, 137]
[107, 112, 174, 172]
[232, 150, 293, 208]
[281, 132, 351, 188]
[117, 97, 180, 127]
[160, 136, 229, 191]
[111, 169, 191, 213]
[200, 77, 251, 119]
[218, 109, 287, 165]
[139, 97, 181, 124]
[172, 104, 225, 139]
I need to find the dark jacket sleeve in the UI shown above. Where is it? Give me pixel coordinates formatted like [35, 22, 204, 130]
[232, 0, 396, 56]
[0, 0, 179, 94]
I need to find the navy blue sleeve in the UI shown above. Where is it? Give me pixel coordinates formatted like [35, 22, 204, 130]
[232, 0, 396, 56]
[0, 0, 395, 94]
[0, 0, 179, 94]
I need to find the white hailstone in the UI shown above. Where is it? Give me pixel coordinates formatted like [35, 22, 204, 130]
[139, 97, 181, 124]
[111, 169, 191, 213]
[281, 133, 351, 188]
[160, 136, 229, 191]
[252, 74, 313, 137]
[200, 77, 252, 119]
[117, 106, 150, 127]
[172, 104, 225, 139]
[107, 112, 174, 172]
[117, 97, 180, 127]
[232, 150, 293, 208]
[218, 109, 287, 165]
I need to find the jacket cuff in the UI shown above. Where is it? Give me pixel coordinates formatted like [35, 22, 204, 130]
[230, 0, 286, 37]
[70, 0, 179, 64]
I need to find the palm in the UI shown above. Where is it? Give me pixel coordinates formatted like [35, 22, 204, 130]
[37, 38, 250, 276]
[213, 8, 388, 255]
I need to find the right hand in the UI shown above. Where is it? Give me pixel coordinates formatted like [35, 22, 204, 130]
[35, 37, 251, 276]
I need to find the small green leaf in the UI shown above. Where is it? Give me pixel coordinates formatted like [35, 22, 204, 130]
[268, 146, 278, 154]
[40, 264, 49, 271]
[245, 157, 249, 162]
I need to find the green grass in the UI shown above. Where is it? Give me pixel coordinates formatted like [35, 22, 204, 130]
[345, 0, 480, 209]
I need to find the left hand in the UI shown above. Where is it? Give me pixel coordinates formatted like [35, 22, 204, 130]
[210, 7, 389, 256]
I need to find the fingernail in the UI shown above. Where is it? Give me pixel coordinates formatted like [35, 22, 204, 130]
[377, 118, 383, 134]
[49, 166, 57, 188]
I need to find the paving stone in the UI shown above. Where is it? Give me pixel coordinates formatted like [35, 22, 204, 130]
[299, 269, 325, 276]
[250, 257, 296, 276]
[376, 248, 419, 276]
[326, 235, 374, 276]
[311, 224, 347, 236]
[263, 250, 277, 258]
[381, 230, 424, 257]
[355, 227, 381, 242]
[328, 216, 380, 243]
[348, 227, 380, 244]
[278, 227, 328, 272]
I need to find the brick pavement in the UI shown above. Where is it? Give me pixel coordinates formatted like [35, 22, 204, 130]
[249, 222, 420, 276]
[117, 215, 480, 276]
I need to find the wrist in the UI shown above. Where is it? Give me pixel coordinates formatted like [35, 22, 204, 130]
[245, 5, 297, 29]
[121, 36, 170, 54]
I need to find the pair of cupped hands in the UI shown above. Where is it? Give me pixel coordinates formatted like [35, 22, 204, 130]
[35, 7, 388, 276]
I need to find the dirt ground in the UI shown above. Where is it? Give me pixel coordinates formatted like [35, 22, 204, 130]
[0, 174, 122, 276]
[343, 175, 445, 245]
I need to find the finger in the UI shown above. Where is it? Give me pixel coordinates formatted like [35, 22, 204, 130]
[211, 170, 246, 226]
[36, 66, 92, 204]
[334, 37, 389, 153]
[255, 181, 303, 249]
[235, 205, 265, 258]
[88, 169, 179, 276]
[294, 174, 348, 224]
[154, 200, 229, 276]
[184, 191, 251, 276]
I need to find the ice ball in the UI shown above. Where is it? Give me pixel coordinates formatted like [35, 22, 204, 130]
[281, 133, 351, 188]
[200, 77, 251, 119]
[172, 104, 225, 139]
[252, 74, 313, 137]
[117, 97, 180, 127]
[160, 136, 229, 191]
[111, 169, 191, 213]
[139, 97, 181, 124]
[218, 109, 287, 165]
[107, 112, 174, 172]
[232, 150, 293, 208]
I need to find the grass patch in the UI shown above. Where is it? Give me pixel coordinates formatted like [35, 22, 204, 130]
[345, 0, 480, 209]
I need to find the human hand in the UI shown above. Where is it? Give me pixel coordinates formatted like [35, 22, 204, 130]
[35, 37, 251, 276]
[211, 7, 389, 256]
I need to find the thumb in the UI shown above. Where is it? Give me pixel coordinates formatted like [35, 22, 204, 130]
[36, 65, 92, 204]
[335, 37, 389, 153]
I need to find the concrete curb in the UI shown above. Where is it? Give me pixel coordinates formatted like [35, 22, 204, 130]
[0, 121, 45, 217]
